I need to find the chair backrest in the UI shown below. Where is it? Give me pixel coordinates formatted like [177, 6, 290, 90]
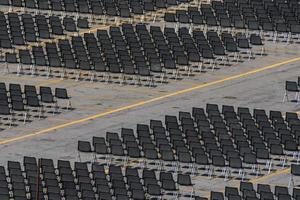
[78, 141, 92, 152]
[24, 85, 37, 95]
[291, 164, 300, 176]
[225, 186, 239, 198]
[0, 105, 10, 115]
[211, 191, 225, 200]
[286, 81, 299, 92]
[40, 86, 52, 95]
[55, 88, 68, 99]
[9, 83, 21, 92]
[240, 181, 254, 192]
[177, 174, 192, 186]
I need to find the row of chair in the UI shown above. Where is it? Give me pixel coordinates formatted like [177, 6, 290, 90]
[210, 181, 300, 200]
[3, 24, 265, 86]
[0, 156, 199, 200]
[0, 82, 71, 129]
[163, 0, 300, 42]
[1, 157, 299, 200]
[0, 0, 191, 17]
[0, 11, 89, 49]
[78, 104, 300, 181]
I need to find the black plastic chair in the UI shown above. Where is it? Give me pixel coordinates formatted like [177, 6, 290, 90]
[283, 81, 300, 103]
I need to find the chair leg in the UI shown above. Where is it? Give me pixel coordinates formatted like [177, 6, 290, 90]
[197, 62, 202, 72]
[148, 77, 152, 87]
[208, 166, 214, 179]
[255, 165, 260, 177]
[90, 72, 95, 82]
[268, 159, 272, 174]
[47, 67, 52, 79]
[211, 60, 216, 71]
[9, 113, 15, 128]
[75, 71, 81, 81]
[175, 69, 179, 80]
[297, 152, 300, 164]
[185, 66, 191, 77]
[38, 106, 42, 119]
[17, 64, 23, 76]
[283, 91, 288, 102]
[31, 65, 37, 76]
[160, 73, 165, 84]
[23, 111, 28, 124]
[78, 152, 82, 162]
[241, 169, 245, 181]
[67, 100, 72, 110]
[137, 76, 141, 86]
[281, 155, 287, 168]
[288, 175, 294, 188]
[5, 63, 9, 74]
[224, 168, 229, 181]
[53, 102, 58, 115]
[106, 74, 111, 83]
[261, 47, 265, 56]
[248, 50, 253, 60]
[120, 74, 125, 85]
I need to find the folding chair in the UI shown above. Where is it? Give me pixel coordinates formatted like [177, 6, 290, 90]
[121, 66, 137, 85]
[91, 58, 107, 82]
[237, 38, 252, 60]
[275, 186, 289, 199]
[55, 88, 71, 110]
[137, 67, 154, 87]
[249, 34, 265, 56]
[288, 25, 300, 42]
[226, 157, 245, 181]
[0, 105, 13, 128]
[77, 141, 92, 162]
[177, 174, 195, 197]
[163, 59, 179, 79]
[208, 155, 226, 179]
[289, 164, 300, 187]
[225, 187, 239, 200]
[11, 100, 28, 124]
[40, 86, 58, 114]
[283, 81, 300, 103]
[4, 53, 18, 73]
[211, 191, 224, 200]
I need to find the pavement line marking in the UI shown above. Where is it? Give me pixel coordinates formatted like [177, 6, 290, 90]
[36, 79, 65, 87]
[249, 168, 290, 184]
[1, 57, 300, 145]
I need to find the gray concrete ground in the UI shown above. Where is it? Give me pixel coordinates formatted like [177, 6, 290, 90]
[0, 1, 300, 198]
[0, 41, 299, 197]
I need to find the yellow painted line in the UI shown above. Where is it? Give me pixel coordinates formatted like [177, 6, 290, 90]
[1, 57, 300, 145]
[249, 168, 290, 184]
[36, 79, 64, 87]
[267, 49, 300, 55]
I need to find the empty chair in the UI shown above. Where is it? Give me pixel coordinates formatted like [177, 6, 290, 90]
[77, 18, 89, 29]
[211, 191, 224, 200]
[289, 164, 300, 187]
[77, 141, 92, 162]
[283, 81, 299, 103]
[40, 86, 57, 114]
[55, 88, 71, 110]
